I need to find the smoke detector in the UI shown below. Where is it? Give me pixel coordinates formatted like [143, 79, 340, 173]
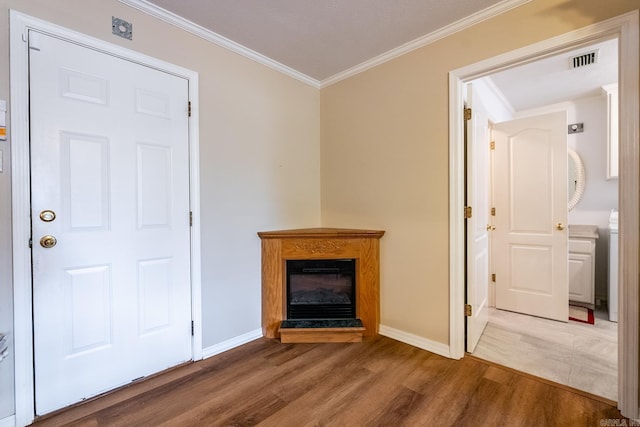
[570, 50, 599, 69]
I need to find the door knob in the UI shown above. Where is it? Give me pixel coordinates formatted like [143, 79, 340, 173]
[556, 223, 565, 231]
[40, 235, 57, 248]
[486, 224, 496, 231]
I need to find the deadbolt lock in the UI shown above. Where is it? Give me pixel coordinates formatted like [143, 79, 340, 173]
[40, 210, 56, 222]
[40, 235, 57, 248]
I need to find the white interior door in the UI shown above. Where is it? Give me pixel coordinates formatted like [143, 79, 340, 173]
[493, 112, 568, 322]
[30, 32, 193, 415]
[465, 84, 491, 352]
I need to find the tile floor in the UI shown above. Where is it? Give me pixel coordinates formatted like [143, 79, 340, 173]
[471, 306, 618, 401]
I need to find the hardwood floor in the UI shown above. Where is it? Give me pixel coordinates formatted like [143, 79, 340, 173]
[31, 336, 626, 426]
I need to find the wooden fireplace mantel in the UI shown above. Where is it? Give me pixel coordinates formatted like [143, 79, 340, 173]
[258, 227, 385, 340]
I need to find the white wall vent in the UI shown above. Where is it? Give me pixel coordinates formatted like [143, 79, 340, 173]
[570, 50, 599, 69]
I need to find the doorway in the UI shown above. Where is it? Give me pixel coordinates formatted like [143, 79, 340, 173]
[10, 11, 203, 425]
[466, 39, 618, 401]
[449, 11, 639, 419]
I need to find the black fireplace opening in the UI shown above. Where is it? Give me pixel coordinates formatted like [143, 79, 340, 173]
[286, 259, 356, 319]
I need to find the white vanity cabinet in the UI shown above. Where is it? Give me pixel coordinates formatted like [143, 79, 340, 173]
[568, 225, 598, 307]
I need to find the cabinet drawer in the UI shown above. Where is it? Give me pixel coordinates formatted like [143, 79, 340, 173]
[569, 239, 595, 254]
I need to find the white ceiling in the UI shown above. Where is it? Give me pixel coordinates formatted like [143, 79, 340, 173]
[488, 38, 618, 112]
[134, 0, 508, 81]
[124, 0, 617, 107]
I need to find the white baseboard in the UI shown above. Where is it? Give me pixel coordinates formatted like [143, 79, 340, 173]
[200, 328, 263, 360]
[379, 325, 451, 358]
[202, 326, 453, 360]
[0, 415, 15, 427]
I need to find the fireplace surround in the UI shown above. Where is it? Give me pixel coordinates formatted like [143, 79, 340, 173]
[258, 228, 385, 341]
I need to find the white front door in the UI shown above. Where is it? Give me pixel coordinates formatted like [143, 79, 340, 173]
[30, 32, 193, 415]
[493, 112, 568, 322]
[465, 83, 491, 352]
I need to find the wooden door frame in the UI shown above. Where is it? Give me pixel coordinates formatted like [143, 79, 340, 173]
[10, 11, 202, 426]
[449, 11, 639, 418]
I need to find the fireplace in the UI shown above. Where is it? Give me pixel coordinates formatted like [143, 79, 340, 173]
[258, 227, 385, 341]
[286, 259, 356, 319]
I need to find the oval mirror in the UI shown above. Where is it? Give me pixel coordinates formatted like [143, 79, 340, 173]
[568, 148, 585, 211]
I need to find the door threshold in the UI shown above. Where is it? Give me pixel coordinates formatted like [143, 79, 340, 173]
[465, 353, 617, 406]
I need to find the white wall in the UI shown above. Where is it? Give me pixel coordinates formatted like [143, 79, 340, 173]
[0, 3, 15, 419]
[473, 78, 514, 123]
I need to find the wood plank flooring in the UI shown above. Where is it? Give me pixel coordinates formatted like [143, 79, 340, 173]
[31, 336, 626, 426]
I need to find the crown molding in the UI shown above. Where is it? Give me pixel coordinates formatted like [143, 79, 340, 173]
[119, 0, 531, 90]
[117, 0, 322, 88]
[480, 76, 516, 116]
[320, 0, 532, 87]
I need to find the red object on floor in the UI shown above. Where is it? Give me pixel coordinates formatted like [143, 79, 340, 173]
[569, 305, 595, 325]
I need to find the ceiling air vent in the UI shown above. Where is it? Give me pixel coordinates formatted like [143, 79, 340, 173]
[570, 50, 599, 69]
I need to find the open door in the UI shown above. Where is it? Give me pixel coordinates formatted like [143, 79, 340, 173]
[493, 112, 568, 322]
[465, 83, 491, 352]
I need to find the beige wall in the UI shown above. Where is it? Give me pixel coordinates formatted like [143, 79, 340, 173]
[0, 0, 320, 418]
[320, 0, 639, 344]
[2, 0, 639, 420]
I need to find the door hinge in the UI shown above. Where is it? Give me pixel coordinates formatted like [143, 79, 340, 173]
[491, 207, 496, 216]
[189, 211, 193, 227]
[464, 206, 472, 219]
[490, 141, 495, 150]
[28, 237, 33, 248]
[464, 107, 472, 121]
[491, 273, 496, 282]
[465, 304, 472, 316]
[191, 320, 194, 336]
[188, 101, 192, 117]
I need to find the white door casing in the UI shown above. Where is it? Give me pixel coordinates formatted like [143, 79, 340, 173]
[10, 11, 202, 424]
[3, 10, 203, 425]
[448, 9, 637, 419]
[492, 112, 568, 322]
[465, 83, 491, 353]
[30, 31, 194, 415]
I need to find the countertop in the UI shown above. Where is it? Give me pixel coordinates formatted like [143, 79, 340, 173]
[568, 224, 599, 239]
